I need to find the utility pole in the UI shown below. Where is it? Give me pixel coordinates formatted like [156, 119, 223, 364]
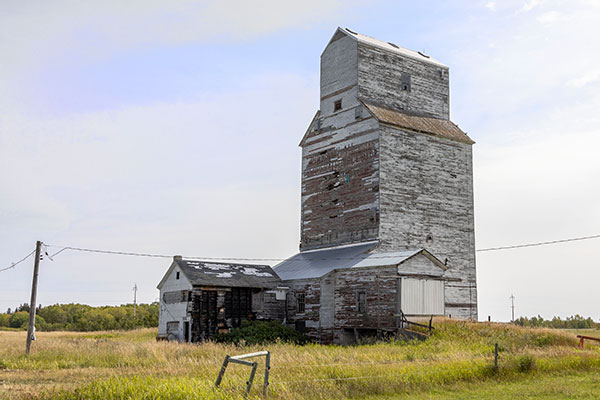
[510, 294, 515, 323]
[25, 241, 42, 355]
[133, 283, 137, 319]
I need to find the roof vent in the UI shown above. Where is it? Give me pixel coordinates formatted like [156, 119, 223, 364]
[345, 28, 357, 35]
[388, 42, 399, 49]
[418, 51, 430, 59]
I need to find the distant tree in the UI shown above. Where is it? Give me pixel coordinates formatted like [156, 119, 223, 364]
[6, 308, 11, 314]
[16, 303, 30, 313]
[0, 313, 9, 327]
[515, 315, 599, 329]
[7, 303, 159, 332]
[9, 311, 29, 329]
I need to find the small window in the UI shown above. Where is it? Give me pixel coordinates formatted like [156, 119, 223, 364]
[296, 293, 305, 313]
[401, 73, 411, 92]
[167, 321, 179, 333]
[334, 99, 342, 112]
[357, 291, 367, 313]
[176, 271, 180, 280]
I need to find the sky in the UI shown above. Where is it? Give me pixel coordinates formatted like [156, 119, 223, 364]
[1, 0, 599, 322]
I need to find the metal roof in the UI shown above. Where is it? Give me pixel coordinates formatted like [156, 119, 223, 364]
[341, 27, 447, 68]
[363, 102, 475, 145]
[176, 259, 281, 289]
[273, 241, 444, 280]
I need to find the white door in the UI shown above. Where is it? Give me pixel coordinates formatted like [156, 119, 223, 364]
[401, 278, 444, 315]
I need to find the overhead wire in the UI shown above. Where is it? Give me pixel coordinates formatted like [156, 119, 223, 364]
[2, 233, 598, 274]
[476, 234, 600, 252]
[45, 233, 600, 262]
[0, 249, 36, 273]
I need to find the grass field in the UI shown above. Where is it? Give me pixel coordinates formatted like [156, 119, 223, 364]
[1, 320, 599, 399]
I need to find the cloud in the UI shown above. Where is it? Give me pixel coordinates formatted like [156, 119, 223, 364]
[566, 69, 600, 88]
[0, 0, 362, 71]
[485, 2, 497, 11]
[521, 0, 546, 12]
[537, 10, 561, 23]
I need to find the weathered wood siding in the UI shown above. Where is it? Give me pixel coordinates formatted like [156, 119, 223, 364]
[398, 253, 445, 276]
[300, 112, 380, 250]
[357, 43, 449, 120]
[320, 32, 358, 118]
[157, 264, 192, 339]
[285, 279, 321, 337]
[300, 33, 380, 251]
[378, 125, 477, 319]
[254, 290, 286, 321]
[333, 266, 397, 332]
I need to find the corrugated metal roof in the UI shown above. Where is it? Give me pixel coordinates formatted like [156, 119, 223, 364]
[177, 259, 281, 289]
[273, 241, 441, 280]
[342, 27, 447, 68]
[363, 102, 475, 145]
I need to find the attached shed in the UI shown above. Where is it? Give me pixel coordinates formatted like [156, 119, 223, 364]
[274, 241, 455, 344]
[157, 256, 286, 342]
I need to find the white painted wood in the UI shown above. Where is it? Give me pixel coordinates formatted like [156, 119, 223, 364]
[157, 263, 192, 339]
[401, 278, 444, 315]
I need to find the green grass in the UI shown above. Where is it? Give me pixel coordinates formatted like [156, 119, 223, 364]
[561, 328, 600, 339]
[1, 320, 599, 399]
[375, 370, 600, 399]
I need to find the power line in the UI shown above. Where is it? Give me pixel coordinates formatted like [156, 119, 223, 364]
[0, 249, 36, 273]
[476, 234, 600, 252]
[45, 245, 285, 261]
[0, 232, 595, 272]
[47, 233, 600, 261]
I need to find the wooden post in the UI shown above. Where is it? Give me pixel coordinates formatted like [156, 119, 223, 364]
[494, 343, 499, 372]
[133, 283, 137, 319]
[395, 278, 401, 329]
[25, 241, 42, 355]
[245, 362, 258, 399]
[375, 277, 381, 340]
[263, 351, 270, 396]
[215, 355, 230, 387]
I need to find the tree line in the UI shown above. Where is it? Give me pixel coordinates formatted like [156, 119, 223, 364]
[0, 303, 158, 331]
[514, 314, 599, 329]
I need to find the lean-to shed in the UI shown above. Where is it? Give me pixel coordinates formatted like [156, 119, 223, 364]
[157, 256, 286, 342]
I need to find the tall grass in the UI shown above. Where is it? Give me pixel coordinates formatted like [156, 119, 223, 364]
[1, 319, 598, 399]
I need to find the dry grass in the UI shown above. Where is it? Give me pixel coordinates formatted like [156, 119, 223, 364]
[1, 320, 599, 399]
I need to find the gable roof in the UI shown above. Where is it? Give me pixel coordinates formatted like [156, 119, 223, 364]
[273, 241, 447, 280]
[158, 258, 281, 289]
[363, 102, 475, 145]
[327, 27, 447, 68]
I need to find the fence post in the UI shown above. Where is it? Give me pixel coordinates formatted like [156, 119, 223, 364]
[494, 343, 499, 372]
[263, 351, 271, 396]
[245, 362, 258, 398]
[215, 351, 270, 397]
[215, 355, 230, 387]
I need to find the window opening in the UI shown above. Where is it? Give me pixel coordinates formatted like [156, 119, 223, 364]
[401, 74, 411, 92]
[167, 321, 179, 333]
[357, 291, 367, 313]
[297, 293, 305, 313]
[334, 99, 342, 112]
